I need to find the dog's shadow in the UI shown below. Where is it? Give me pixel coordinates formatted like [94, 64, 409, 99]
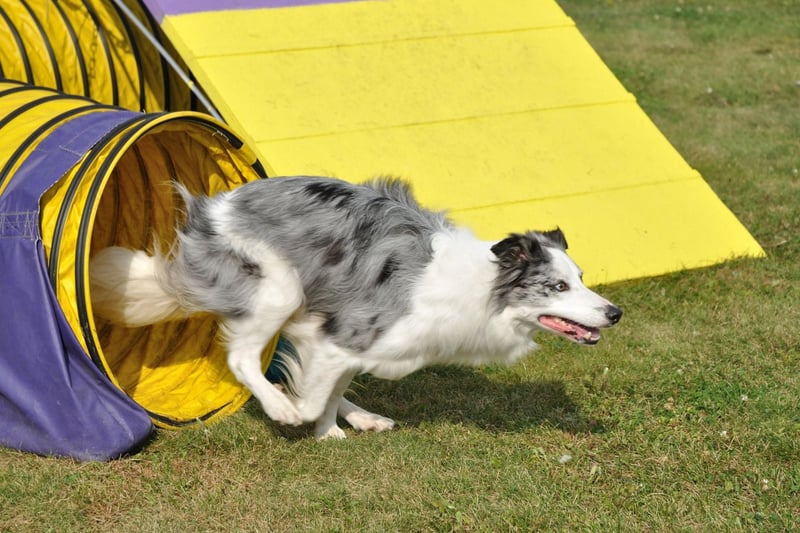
[352, 367, 602, 434]
[250, 366, 604, 438]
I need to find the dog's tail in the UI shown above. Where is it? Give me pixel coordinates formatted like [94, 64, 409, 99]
[90, 246, 190, 327]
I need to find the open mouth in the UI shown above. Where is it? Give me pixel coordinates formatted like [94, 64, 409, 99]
[538, 315, 601, 345]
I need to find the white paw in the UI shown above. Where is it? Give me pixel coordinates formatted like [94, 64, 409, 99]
[346, 411, 396, 433]
[316, 424, 347, 441]
[261, 395, 302, 427]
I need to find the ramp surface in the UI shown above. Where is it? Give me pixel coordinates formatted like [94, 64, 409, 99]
[141, 0, 764, 284]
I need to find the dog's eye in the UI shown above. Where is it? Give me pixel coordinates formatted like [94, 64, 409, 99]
[554, 281, 570, 292]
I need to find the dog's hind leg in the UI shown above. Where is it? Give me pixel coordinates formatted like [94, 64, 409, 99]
[338, 398, 396, 433]
[226, 320, 302, 426]
[223, 260, 305, 427]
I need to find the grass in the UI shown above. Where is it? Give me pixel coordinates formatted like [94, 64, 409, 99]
[2, 0, 799, 530]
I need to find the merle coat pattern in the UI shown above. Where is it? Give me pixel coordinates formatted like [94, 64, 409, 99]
[90, 176, 622, 440]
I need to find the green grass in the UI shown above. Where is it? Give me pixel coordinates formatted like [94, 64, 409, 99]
[2, 1, 799, 530]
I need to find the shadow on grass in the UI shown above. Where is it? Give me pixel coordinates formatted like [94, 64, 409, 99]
[248, 366, 603, 438]
[355, 367, 602, 435]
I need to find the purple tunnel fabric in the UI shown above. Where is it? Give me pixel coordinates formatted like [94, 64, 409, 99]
[0, 110, 154, 461]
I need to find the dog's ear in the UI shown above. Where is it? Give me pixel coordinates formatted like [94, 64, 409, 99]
[540, 227, 568, 250]
[491, 233, 547, 267]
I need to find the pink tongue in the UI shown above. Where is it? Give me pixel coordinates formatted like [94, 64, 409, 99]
[538, 315, 600, 343]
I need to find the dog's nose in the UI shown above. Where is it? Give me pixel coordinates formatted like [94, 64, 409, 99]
[605, 305, 623, 324]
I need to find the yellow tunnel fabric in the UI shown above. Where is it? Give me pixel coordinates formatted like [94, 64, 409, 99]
[0, 0, 202, 113]
[0, 81, 272, 427]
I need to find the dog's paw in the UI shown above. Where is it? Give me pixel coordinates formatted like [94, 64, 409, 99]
[345, 411, 396, 433]
[316, 424, 347, 441]
[261, 396, 303, 427]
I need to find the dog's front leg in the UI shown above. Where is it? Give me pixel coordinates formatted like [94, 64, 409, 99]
[312, 371, 358, 440]
[288, 345, 359, 439]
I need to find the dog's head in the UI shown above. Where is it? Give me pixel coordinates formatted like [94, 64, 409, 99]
[491, 229, 621, 344]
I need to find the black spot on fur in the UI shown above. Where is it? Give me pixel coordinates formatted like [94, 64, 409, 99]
[323, 238, 347, 266]
[226, 306, 250, 319]
[366, 196, 391, 210]
[323, 315, 339, 335]
[376, 256, 398, 285]
[240, 259, 262, 277]
[354, 217, 376, 243]
[228, 250, 262, 278]
[304, 182, 354, 207]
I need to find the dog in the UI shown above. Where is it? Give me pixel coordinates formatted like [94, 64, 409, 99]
[90, 176, 622, 439]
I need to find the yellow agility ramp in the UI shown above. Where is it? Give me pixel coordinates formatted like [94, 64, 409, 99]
[143, 0, 764, 285]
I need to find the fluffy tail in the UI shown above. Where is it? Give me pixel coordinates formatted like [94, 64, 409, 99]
[90, 247, 189, 327]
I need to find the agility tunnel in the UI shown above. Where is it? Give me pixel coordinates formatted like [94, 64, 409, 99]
[0, 0, 209, 114]
[0, 81, 274, 460]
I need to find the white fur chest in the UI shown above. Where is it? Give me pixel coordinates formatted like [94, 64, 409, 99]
[361, 229, 538, 379]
